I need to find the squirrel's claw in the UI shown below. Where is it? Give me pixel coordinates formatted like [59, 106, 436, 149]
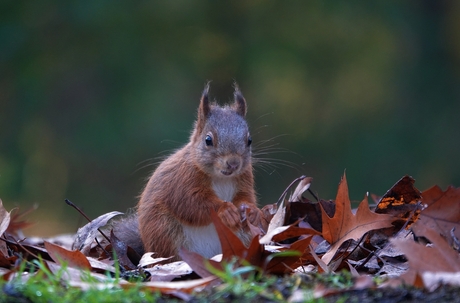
[217, 202, 243, 231]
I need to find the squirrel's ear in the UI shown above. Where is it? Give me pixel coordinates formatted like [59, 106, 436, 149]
[233, 84, 247, 117]
[196, 83, 211, 132]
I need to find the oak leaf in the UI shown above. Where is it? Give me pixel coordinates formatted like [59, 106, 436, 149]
[44, 241, 91, 270]
[391, 223, 460, 288]
[375, 175, 422, 228]
[415, 185, 460, 245]
[321, 174, 396, 264]
[180, 210, 316, 277]
[72, 211, 123, 254]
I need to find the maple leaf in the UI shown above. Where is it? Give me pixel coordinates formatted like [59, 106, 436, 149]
[414, 185, 460, 246]
[321, 174, 396, 264]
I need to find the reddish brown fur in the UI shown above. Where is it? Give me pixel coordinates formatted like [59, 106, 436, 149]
[137, 85, 262, 260]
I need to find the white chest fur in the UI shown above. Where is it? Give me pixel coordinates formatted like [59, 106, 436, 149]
[180, 178, 236, 258]
[182, 223, 221, 258]
[212, 178, 237, 202]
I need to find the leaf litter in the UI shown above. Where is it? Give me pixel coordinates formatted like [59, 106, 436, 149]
[0, 174, 459, 300]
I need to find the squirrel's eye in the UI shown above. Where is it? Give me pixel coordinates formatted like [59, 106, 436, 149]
[205, 135, 213, 146]
[247, 136, 252, 147]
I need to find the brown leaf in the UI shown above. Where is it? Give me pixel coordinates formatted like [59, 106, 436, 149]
[210, 210, 247, 261]
[272, 225, 319, 243]
[286, 199, 335, 232]
[412, 223, 460, 272]
[260, 223, 319, 245]
[391, 223, 460, 287]
[210, 210, 266, 269]
[183, 211, 311, 276]
[244, 236, 265, 265]
[321, 174, 396, 264]
[179, 249, 220, 278]
[68, 275, 218, 294]
[260, 203, 277, 223]
[241, 207, 265, 238]
[44, 241, 91, 270]
[126, 275, 218, 293]
[6, 205, 35, 235]
[264, 236, 315, 274]
[375, 175, 422, 228]
[415, 185, 460, 245]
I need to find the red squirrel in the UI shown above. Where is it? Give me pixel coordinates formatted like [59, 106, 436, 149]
[137, 84, 265, 260]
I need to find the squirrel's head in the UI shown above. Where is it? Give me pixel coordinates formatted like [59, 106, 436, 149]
[191, 83, 252, 178]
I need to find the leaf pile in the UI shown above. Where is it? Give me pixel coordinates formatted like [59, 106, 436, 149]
[0, 174, 460, 300]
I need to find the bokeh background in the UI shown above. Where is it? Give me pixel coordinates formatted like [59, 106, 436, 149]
[1, 1, 459, 236]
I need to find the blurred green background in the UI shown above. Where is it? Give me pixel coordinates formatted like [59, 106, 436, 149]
[1, 1, 459, 236]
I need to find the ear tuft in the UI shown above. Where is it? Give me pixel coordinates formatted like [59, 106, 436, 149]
[195, 83, 211, 135]
[200, 82, 211, 118]
[233, 83, 247, 117]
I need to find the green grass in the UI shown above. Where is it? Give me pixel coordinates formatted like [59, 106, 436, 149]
[0, 258, 357, 303]
[1, 259, 162, 303]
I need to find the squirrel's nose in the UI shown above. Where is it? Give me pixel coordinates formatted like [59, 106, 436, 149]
[226, 158, 241, 171]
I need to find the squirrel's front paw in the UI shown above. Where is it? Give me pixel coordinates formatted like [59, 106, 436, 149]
[217, 203, 242, 231]
[240, 204, 269, 232]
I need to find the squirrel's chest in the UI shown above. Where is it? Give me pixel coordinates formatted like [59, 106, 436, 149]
[212, 178, 237, 202]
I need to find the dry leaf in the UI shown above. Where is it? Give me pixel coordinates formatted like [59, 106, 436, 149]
[144, 261, 194, 282]
[72, 211, 123, 254]
[0, 200, 11, 237]
[86, 256, 116, 273]
[138, 253, 172, 268]
[321, 174, 395, 264]
[375, 175, 422, 228]
[260, 224, 318, 245]
[391, 223, 460, 287]
[421, 272, 460, 292]
[179, 249, 218, 278]
[128, 275, 218, 294]
[0, 199, 11, 257]
[46, 261, 109, 283]
[289, 177, 313, 202]
[415, 185, 460, 245]
[210, 210, 249, 261]
[44, 241, 91, 270]
[265, 201, 285, 236]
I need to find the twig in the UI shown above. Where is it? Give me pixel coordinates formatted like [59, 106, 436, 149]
[65, 199, 111, 243]
[95, 237, 113, 260]
[1, 236, 41, 260]
[308, 188, 319, 202]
